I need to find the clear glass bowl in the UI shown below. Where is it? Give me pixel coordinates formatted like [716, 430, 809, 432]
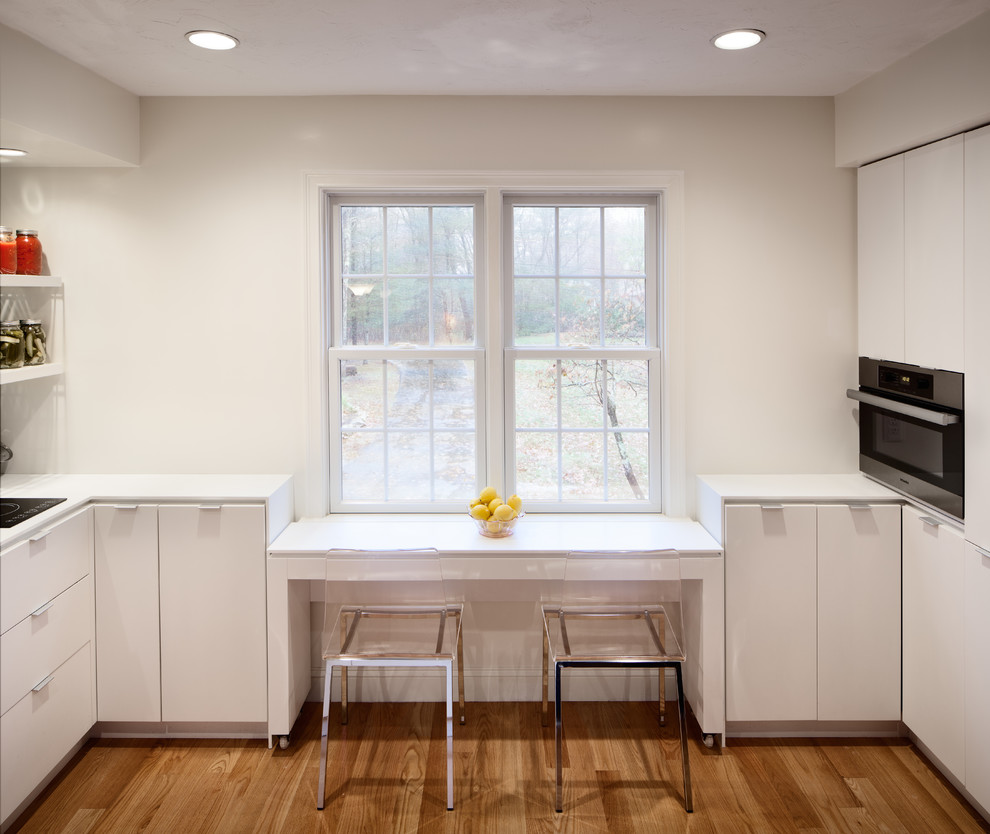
[471, 511, 524, 537]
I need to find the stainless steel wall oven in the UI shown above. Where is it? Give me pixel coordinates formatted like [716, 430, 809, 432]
[847, 357, 964, 520]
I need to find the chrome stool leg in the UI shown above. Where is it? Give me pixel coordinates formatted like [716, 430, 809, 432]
[317, 660, 334, 810]
[445, 659, 455, 810]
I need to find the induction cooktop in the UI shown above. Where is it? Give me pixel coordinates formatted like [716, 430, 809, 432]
[0, 498, 67, 528]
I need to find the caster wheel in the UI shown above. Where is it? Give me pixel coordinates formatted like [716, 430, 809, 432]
[703, 734, 715, 749]
[279, 735, 290, 750]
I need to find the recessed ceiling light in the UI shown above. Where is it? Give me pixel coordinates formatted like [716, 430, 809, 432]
[711, 29, 766, 50]
[0, 148, 28, 157]
[185, 30, 239, 50]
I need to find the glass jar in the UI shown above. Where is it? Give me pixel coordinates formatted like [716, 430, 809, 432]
[0, 321, 26, 369]
[0, 227, 16, 274]
[15, 229, 42, 275]
[20, 319, 47, 365]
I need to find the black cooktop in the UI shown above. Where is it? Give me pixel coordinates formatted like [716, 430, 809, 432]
[0, 498, 67, 528]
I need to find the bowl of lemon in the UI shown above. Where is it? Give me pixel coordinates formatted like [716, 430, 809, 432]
[469, 487, 524, 537]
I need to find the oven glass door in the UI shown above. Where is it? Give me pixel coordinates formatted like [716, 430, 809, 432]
[859, 397, 963, 515]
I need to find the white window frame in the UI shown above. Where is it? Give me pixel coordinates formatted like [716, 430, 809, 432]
[303, 172, 686, 518]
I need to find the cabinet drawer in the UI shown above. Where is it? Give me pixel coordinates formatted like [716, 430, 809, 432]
[0, 575, 94, 715]
[1, 507, 94, 635]
[0, 642, 94, 822]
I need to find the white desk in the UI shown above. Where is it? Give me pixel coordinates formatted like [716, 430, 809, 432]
[267, 514, 725, 746]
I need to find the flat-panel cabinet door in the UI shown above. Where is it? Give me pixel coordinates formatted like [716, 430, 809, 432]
[94, 504, 161, 722]
[158, 504, 267, 723]
[902, 506, 965, 777]
[817, 504, 901, 721]
[965, 542, 990, 812]
[725, 504, 818, 722]
[904, 135, 965, 371]
[858, 154, 905, 362]
[965, 125, 990, 552]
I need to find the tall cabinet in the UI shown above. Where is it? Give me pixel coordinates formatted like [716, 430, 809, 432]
[963, 123, 990, 817]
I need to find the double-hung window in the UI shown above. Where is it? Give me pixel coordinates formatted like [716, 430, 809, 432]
[328, 196, 485, 509]
[505, 196, 660, 509]
[327, 190, 662, 512]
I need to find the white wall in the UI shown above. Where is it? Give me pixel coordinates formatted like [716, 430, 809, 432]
[835, 11, 990, 167]
[0, 95, 858, 518]
[0, 24, 139, 166]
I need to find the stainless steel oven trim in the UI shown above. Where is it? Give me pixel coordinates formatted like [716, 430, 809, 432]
[860, 458, 964, 521]
[846, 389, 961, 426]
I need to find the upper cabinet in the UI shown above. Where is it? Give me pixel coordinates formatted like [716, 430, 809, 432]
[858, 155, 905, 362]
[904, 136, 965, 371]
[857, 134, 966, 372]
[964, 125, 990, 554]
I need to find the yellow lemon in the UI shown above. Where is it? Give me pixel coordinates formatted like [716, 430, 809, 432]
[479, 486, 497, 504]
[488, 496, 503, 513]
[469, 497, 483, 508]
[493, 503, 514, 522]
[507, 494, 522, 512]
[470, 503, 491, 521]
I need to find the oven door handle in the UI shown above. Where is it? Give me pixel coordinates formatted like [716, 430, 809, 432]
[846, 389, 961, 426]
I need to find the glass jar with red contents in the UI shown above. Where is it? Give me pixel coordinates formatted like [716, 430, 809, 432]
[15, 229, 42, 275]
[0, 227, 16, 274]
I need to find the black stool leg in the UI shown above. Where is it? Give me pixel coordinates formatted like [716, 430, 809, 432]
[674, 663, 693, 812]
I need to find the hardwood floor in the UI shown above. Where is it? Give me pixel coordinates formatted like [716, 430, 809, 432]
[9, 701, 989, 833]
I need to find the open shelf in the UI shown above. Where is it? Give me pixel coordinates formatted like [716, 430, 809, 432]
[0, 362, 65, 385]
[0, 275, 63, 289]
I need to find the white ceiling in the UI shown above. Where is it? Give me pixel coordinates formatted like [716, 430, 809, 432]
[1, 0, 989, 97]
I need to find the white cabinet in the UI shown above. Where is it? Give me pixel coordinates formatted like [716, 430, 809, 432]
[965, 542, 990, 812]
[904, 135, 965, 371]
[158, 504, 268, 723]
[0, 507, 95, 825]
[817, 504, 901, 721]
[902, 505, 966, 778]
[725, 502, 901, 724]
[965, 125, 990, 552]
[94, 504, 161, 721]
[725, 504, 818, 721]
[858, 155, 905, 363]
[857, 133, 969, 372]
[95, 503, 269, 725]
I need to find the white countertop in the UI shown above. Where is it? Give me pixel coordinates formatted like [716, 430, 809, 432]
[0, 473, 293, 549]
[269, 513, 722, 556]
[696, 473, 903, 502]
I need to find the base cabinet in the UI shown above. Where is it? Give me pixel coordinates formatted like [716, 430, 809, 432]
[95, 505, 162, 721]
[95, 503, 268, 725]
[964, 542, 990, 812]
[0, 508, 95, 825]
[726, 502, 901, 723]
[902, 505, 966, 778]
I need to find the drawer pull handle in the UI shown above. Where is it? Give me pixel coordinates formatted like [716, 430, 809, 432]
[113, 504, 140, 510]
[32, 675, 54, 693]
[848, 503, 872, 510]
[29, 528, 52, 543]
[920, 516, 941, 528]
[198, 504, 222, 511]
[760, 504, 785, 510]
[31, 600, 55, 617]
